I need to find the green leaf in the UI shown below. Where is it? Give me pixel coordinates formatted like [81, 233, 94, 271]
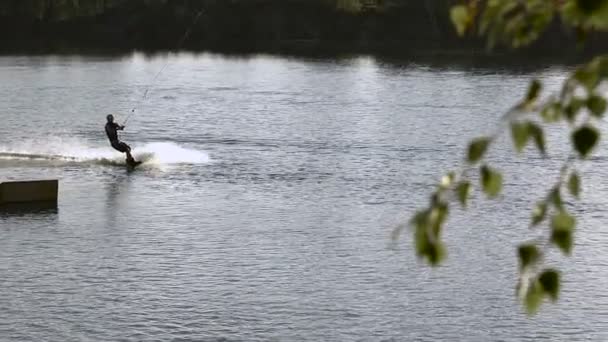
[573, 68, 599, 92]
[552, 211, 576, 231]
[426, 241, 446, 266]
[429, 203, 449, 237]
[413, 210, 430, 254]
[456, 181, 471, 208]
[413, 210, 446, 266]
[531, 202, 547, 226]
[528, 123, 546, 155]
[572, 125, 600, 158]
[587, 95, 607, 117]
[518, 244, 541, 270]
[541, 102, 562, 123]
[480, 165, 503, 198]
[450, 5, 470, 36]
[510, 122, 530, 153]
[467, 138, 491, 163]
[549, 187, 563, 211]
[524, 280, 544, 315]
[565, 97, 585, 122]
[538, 269, 561, 302]
[551, 211, 576, 255]
[411, 210, 428, 229]
[568, 172, 581, 198]
[526, 80, 542, 103]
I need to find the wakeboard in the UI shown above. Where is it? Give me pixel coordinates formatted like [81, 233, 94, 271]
[126, 159, 143, 171]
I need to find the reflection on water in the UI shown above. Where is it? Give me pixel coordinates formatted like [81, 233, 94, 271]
[1, 53, 607, 341]
[0, 201, 58, 216]
[103, 173, 132, 228]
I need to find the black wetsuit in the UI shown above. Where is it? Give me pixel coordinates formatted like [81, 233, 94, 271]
[105, 122, 131, 153]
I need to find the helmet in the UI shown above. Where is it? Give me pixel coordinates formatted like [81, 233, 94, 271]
[106, 114, 114, 122]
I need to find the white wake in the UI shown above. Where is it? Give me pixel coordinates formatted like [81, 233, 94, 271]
[0, 137, 209, 167]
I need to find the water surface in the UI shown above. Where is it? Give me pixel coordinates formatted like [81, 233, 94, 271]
[1, 53, 608, 341]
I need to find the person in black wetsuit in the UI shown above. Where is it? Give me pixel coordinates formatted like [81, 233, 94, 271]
[105, 114, 136, 164]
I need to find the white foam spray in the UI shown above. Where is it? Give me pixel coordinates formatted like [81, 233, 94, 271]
[0, 136, 210, 167]
[135, 142, 210, 164]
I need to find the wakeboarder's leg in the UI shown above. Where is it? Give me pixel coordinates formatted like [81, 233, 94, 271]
[122, 143, 136, 164]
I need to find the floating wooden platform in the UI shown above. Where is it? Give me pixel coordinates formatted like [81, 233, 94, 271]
[0, 180, 58, 208]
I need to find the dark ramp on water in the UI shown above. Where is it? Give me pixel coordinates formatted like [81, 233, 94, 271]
[0, 180, 58, 213]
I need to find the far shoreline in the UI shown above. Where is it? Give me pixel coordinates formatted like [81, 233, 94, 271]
[0, 41, 597, 69]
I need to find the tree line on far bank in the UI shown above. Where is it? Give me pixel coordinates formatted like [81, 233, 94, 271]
[0, 0, 605, 56]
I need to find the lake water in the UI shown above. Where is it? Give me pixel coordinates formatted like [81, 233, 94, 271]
[1, 53, 608, 341]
